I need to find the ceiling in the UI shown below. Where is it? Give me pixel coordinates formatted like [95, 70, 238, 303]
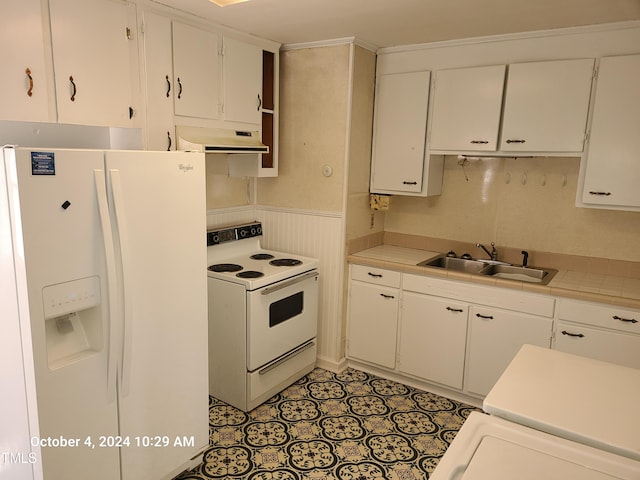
[153, 0, 640, 48]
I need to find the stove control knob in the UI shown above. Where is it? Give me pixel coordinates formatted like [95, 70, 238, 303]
[239, 229, 247, 237]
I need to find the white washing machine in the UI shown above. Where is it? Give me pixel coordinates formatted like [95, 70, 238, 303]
[431, 412, 640, 480]
[431, 345, 640, 479]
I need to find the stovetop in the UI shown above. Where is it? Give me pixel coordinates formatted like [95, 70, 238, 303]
[206, 222, 319, 290]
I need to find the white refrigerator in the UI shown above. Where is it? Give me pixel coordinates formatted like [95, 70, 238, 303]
[1, 146, 209, 480]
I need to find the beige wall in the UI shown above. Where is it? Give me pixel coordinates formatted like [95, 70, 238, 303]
[345, 46, 383, 243]
[257, 45, 350, 211]
[205, 157, 253, 209]
[384, 155, 640, 262]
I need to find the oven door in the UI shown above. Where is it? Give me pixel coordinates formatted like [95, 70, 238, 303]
[246, 270, 318, 371]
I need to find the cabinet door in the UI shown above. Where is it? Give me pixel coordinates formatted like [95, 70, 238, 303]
[500, 58, 594, 152]
[554, 322, 640, 370]
[172, 21, 220, 119]
[581, 55, 640, 208]
[347, 281, 399, 368]
[0, 0, 51, 122]
[399, 293, 468, 389]
[223, 37, 262, 125]
[429, 65, 506, 151]
[50, 0, 137, 127]
[465, 306, 552, 396]
[142, 11, 175, 151]
[371, 71, 430, 193]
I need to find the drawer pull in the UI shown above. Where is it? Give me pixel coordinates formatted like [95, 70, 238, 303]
[380, 293, 395, 299]
[613, 315, 638, 324]
[470, 140, 488, 144]
[26, 68, 34, 97]
[589, 191, 612, 196]
[402, 181, 418, 185]
[69, 75, 77, 101]
[506, 139, 526, 144]
[446, 307, 464, 313]
[475, 313, 493, 320]
[367, 272, 383, 278]
[561, 330, 585, 338]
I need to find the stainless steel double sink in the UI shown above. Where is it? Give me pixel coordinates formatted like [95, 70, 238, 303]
[417, 254, 558, 285]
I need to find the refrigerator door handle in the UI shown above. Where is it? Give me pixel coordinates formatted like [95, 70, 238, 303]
[108, 169, 133, 397]
[94, 169, 120, 403]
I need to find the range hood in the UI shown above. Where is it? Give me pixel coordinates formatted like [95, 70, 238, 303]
[176, 125, 268, 154]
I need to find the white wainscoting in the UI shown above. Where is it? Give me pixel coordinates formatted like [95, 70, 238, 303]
[206, 207, 346, 370]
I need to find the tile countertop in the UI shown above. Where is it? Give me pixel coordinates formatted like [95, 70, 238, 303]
[348, 245, 640, 310]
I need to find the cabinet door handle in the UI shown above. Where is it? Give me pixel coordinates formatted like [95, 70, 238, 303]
[589, 191, 612, 196]
[561, 330, 585, 338]
[25, 68, 34, 97]
[69, 75, 76, 101]
[165, 75, 171, 97]
[177, 77, 182, 99]
[403, 181, 418, 185]
[379, 293, 395, 299]
[446, 307, 464, 313]
[167, 131, 172, 151]
[367, 272, 383, 278]
[613, 315, 638, 324]
[129, 106, 134, 119]
[257, 93, 262, 111]
[470, 140, 488, 144]
[506, 139, 526, 144]
[475, 313, 493, 319]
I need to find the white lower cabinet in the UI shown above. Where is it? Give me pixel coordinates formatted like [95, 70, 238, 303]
[347, 263, 639, 399]
[347, 266, 401, 369]
[553, 299, 640, 369]
[399, 293, 468, 389]
[465, 306, 553, 397]
[347, 265, 557, 398]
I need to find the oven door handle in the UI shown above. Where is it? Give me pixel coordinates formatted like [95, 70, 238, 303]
[261, 270, 319, 295]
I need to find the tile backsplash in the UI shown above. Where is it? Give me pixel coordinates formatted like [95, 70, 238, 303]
[383, 156, 640, 263]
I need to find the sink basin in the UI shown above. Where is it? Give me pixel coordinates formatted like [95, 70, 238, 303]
[418, 255, 488, 274]
[480, 264, 558, 285]
[418, 254, 558, 285]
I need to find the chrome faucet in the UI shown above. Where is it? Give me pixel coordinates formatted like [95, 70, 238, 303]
[476, 242, 498, 261]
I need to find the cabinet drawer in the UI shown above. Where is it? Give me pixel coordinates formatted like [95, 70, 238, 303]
[554, 321, 640, 370]
[403, 273, 555, 317]
[557, 299, 640, 334]
[351, 264, 401, 288]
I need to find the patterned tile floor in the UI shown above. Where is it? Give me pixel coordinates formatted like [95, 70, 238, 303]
[176, 368, 479, 480]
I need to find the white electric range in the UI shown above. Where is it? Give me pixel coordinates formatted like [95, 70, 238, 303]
[206, 221, 319, 412]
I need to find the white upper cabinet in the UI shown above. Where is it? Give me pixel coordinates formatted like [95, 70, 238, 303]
[371, 71, 439, 194]
[142, 11, 175, 150]
[428, 59, 594, 154]
[0, 0, 51, 122]
[500, 58, 595, 152]
[580, 55, 640, 209]
[172, 21, 220, 120]
[223, 37, 262, 125]
[429, 65, 506, 151]
[49, 0, 138, 128]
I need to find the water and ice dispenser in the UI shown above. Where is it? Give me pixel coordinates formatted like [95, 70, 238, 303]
[42, 276, 103, 369]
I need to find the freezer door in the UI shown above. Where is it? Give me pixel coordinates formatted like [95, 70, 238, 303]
[105, 150, 208, 480]
[10, 148, 120, 480]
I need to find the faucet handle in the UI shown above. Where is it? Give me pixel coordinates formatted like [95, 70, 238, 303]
[521, 250, 529, 267]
